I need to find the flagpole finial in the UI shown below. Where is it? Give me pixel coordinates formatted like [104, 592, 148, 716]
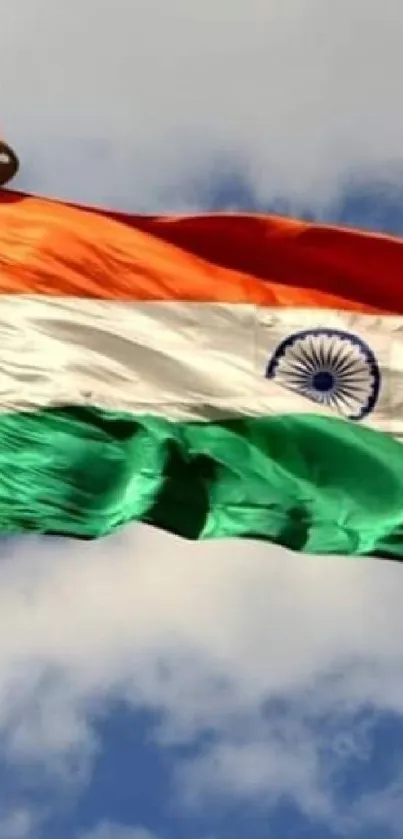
[0, 139, 19, 187]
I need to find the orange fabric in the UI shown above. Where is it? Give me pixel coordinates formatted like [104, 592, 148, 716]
[0, 189, 402, 312]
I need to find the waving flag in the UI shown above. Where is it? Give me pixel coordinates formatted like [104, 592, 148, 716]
[0, 189, 402, 556]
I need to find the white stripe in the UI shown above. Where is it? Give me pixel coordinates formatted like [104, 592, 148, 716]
[0, 296, 400, 437]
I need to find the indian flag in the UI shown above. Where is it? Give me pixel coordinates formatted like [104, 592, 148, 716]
[0, 188, 402, 557]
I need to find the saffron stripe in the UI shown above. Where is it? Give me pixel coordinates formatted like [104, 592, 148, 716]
[0, 191, 402, 312]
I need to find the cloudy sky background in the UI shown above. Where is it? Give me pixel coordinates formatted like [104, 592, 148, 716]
[1, 2, 403, 838]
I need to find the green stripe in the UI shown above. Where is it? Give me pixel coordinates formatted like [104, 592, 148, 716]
[0, 405, 401, 558]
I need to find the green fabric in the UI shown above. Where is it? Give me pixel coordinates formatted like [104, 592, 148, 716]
[0, 405, 401, 557]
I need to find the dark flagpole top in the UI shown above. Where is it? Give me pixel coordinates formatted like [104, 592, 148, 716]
[0, 140, 19, 187]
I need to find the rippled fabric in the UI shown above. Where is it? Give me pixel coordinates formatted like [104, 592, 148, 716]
[0, 405, 401, 558]
[0, 296, 400, 435]
[1, 189, 403, 313]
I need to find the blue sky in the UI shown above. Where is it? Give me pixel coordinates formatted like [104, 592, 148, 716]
[2, 2, 403, 839]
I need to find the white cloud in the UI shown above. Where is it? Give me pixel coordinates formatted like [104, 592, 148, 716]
[180, 732, 332, 820]
[78, 823, 157, 839]
[348, 779, 403, 836]
[0, 528, 400, 834]
[0, 809, 38, 839]
[1, 0, 403, 210]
